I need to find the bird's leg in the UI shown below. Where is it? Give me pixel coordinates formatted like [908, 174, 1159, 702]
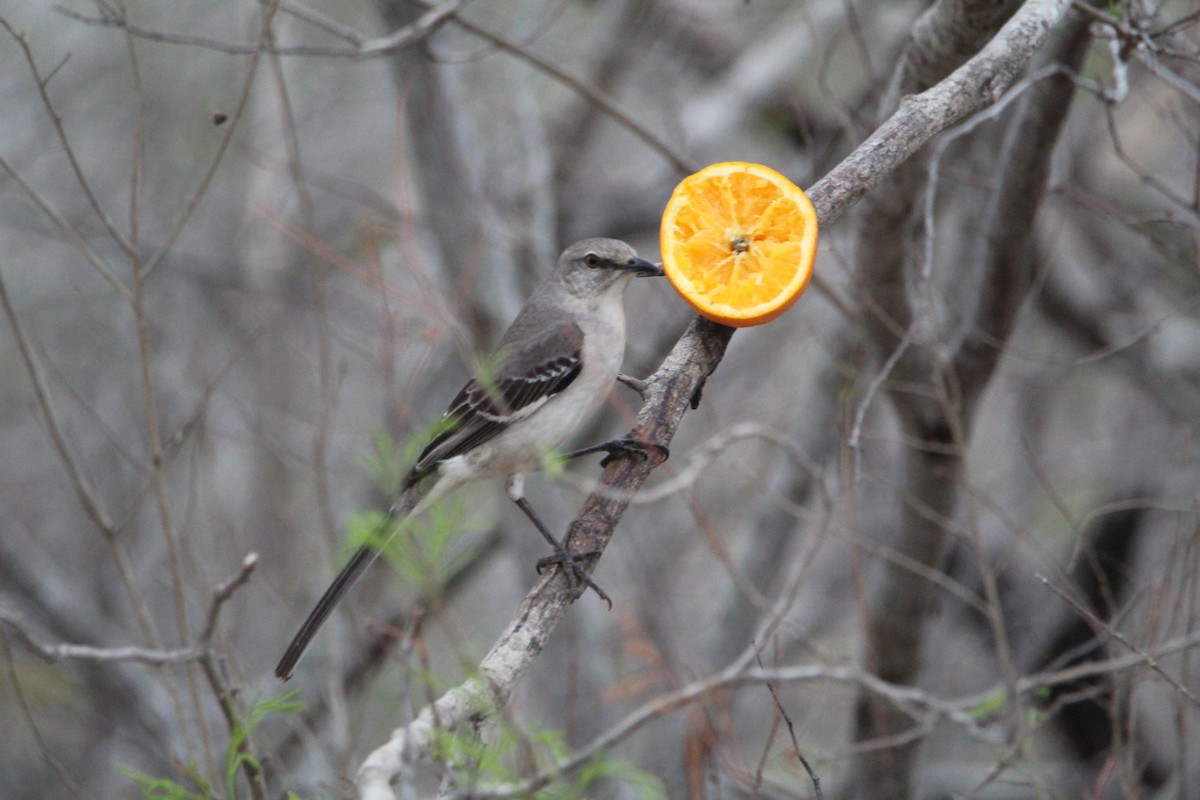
[507, 475, 611, 608]
[565, 436, 670, 468]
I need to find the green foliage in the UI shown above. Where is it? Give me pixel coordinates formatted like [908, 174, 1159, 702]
[345, 499, 472, 599]
[363, 418, 458, 497]
[363, 428, 404, 497]
[967, 688, 1008, 719]
[353, 428, 481, 598]
[431, 719, 665, 799]
[116, 764, 214, 800]
[224, 691, 305, 798]
[116, 691, 306, 800]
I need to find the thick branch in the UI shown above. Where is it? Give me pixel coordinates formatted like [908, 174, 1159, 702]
[848, 4, 1088, 798]
[955, 24, 1094, 413]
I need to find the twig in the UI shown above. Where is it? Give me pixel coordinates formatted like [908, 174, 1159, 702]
[0, 635, 86, 796]
[0, 17, 135, 258]
[408, 0, 696, 174]
[54, 0, 462, 58]
[1036, 574, 1200, 709]
[0, 610, 199, 665]
[0, 553, 258, 666]
[615, 372, 649, 400]
[195, 553, 266, 800]
[0, 262, 115, 534]
[139, 0, 279, 279]
[56, 0, 694, 173]
[758, 652, 824, 800]
[2, 553, 265, 800]
[557, 421, 830, 507]
[846, 322, 917, 476]
[0, 155, 131, 302]
[201, 554, 260, 643]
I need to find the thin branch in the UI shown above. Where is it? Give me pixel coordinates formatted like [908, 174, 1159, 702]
[57, 0, 693, 174]
[1036, 574, 1200, 709]
[0, 260, 166, 698]
[0, 553, 257, 666]
[482, 627, 1200, 797]
[556, 421, 830, 507]
[0, 635, 85, 798]
[139, 0, 279, 278]
[0, 16, 135, 258]
[0, 263, 117, 535]
[0, 611, 198, 665]
[275, 0, 367, 44]
[54, 0, 462, 58]
[200, 554, 260, 643]
[758, 651, 824, 800]
[0, 155, 132, 302]
[195, 553, 266, 800]
[408, 0, 696, 174]
[847, 322, 917, 473]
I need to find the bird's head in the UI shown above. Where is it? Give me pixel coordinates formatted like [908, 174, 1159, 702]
[556, 238, 663, 298]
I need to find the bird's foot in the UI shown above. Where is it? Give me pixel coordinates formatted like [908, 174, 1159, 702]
[536, 547, 611, 609]
[567, 436, 669, 468]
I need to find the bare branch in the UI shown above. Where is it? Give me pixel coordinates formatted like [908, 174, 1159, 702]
[408, 0, 696, 174]
[0, 16, 135, 258]
[140, 0, 281, 279]
[0, 610, 198, 665]
[471, 627, 1200, 797]
[0, 155, 131, 301]
[1036, 574, 1200, 709]
[200, 553, 260, 643]
[0, 263, 115, 534]
[556, 421, 829, 506]
[54, 0, 462, 58]
[0, 553, 257, 666]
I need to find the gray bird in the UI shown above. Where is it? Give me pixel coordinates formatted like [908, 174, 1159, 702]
[276, 238, 663, 680]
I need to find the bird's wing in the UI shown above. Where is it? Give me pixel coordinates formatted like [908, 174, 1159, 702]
[404, 321, 584, 486]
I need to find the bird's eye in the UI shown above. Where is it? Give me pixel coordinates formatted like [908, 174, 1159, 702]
[584, 253, 602, 269]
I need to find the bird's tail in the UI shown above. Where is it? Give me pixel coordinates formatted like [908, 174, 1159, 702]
[274, 484, 425, 681]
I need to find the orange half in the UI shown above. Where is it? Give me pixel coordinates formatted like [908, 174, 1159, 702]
[660, 162, 818, 327]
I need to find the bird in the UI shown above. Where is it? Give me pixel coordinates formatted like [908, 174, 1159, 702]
[275, 238, 663, 680]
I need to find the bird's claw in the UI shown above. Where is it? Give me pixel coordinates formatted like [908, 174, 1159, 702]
[568, 436, 669, 468]
[537, 548, 611, 609]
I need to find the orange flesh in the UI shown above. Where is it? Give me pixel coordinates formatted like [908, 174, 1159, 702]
[661, 164, 816, 326]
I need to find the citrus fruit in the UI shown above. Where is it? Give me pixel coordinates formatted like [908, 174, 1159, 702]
[660, 162, 818, 327]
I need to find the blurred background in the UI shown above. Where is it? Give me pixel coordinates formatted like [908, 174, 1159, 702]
[2, 1, 1199, 798]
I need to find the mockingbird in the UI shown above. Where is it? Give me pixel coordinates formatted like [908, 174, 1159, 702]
[275, 238, 663, 680]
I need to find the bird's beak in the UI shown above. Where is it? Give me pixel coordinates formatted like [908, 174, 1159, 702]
[624, 256, 664, 277]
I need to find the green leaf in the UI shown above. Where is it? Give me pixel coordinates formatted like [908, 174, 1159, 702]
[223, 690, 306, 798]
[968, 688, 1009, 718]
[116, 765, 213, 800]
